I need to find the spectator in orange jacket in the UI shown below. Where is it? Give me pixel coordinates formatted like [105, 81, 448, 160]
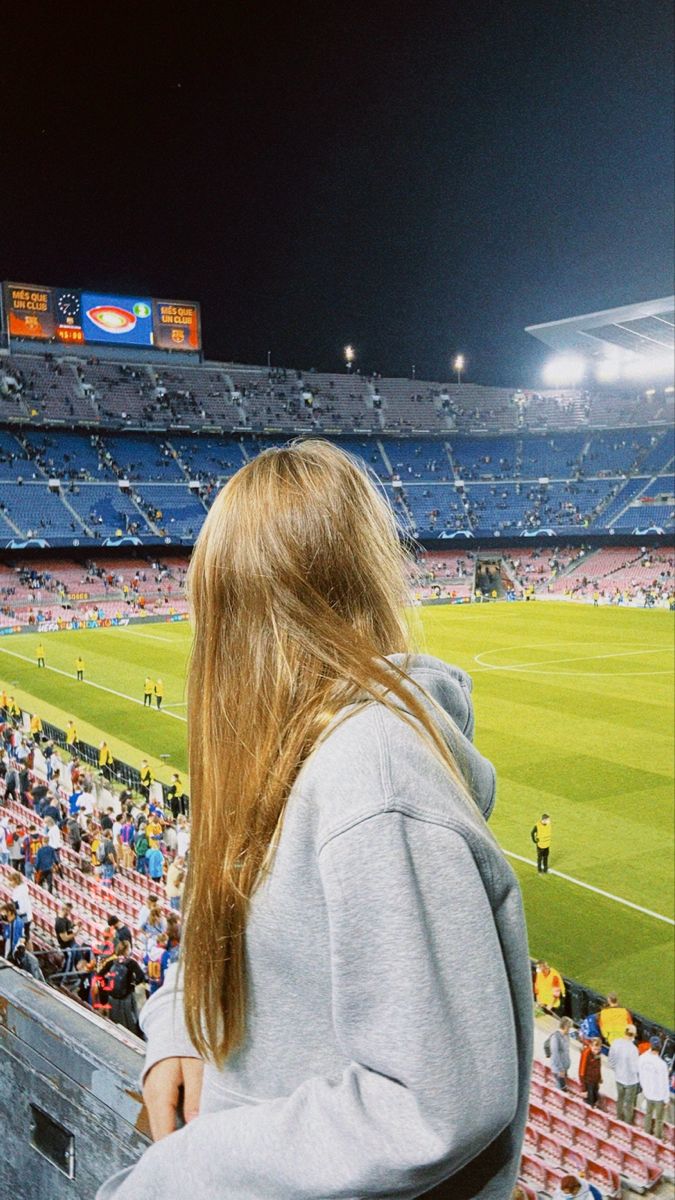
[579, 1036, 603, 1107]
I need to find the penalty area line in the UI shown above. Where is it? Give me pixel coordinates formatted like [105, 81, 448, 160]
[0, 644, 187, 723]
[504, 850, 674, 926]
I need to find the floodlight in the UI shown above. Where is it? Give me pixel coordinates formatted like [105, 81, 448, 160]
[542, 355, 586, 387]
[452, 354, 466, 384]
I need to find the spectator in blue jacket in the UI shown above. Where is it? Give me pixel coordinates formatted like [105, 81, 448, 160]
[1, 900, 25, 959]
[145, 844, 165, 885]
[35, 838, 58, 893]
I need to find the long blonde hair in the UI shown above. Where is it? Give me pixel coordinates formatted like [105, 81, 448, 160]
[183, 438, 470, 1063]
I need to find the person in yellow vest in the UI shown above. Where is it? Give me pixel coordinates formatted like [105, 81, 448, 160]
[146, 815, 163, 846]
[0, 689, 8, 715]
[154, 678, 164, 710]
[90, 833, 102, 871]
[75, 656, 85, 681]
[593, 590, 600, 607]
[531, 813, 552, 873]
[36, 642, 46, 668]
[598, 994, 633, 1046]
[143, 677, 154, 707]
[8, 697, 21, 722]
[30, 713, 43, 742]
[66, 720, 78, 750]
[534, 960, 565, 1015]
[139, 759, 154, 800]
[98, 740, 114, 782]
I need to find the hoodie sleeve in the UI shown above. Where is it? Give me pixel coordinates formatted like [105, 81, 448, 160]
[138, 963, 202, 1082]
[97, 809, 521, 1200]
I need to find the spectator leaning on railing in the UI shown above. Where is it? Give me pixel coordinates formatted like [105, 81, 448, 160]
[534, 959, 565, 1015]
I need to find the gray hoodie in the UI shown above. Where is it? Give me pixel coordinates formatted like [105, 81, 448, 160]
[97, 655, 533, 1200]
[548, 1028, 571, 1075]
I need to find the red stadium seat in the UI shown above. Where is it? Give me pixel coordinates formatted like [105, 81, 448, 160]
[528, 1102, 550, 1132]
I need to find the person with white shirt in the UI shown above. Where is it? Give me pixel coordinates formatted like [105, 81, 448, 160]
[176, 816, 190, 859]
[45, 817, 62, 851]
[638, 1038, 670, 1139]
[77, 791, 95, 831]
[162, 822, 177, 853]
[10, 870, 33, 943]
[608, 1024, 639, 1124]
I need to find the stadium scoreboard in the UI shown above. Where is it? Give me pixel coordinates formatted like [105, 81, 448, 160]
[3, 282, 201, 352]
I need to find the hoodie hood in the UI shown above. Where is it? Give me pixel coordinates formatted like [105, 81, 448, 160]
[387, 653, 497, 821]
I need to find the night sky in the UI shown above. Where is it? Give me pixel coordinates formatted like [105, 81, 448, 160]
[2, 0, 673, 385]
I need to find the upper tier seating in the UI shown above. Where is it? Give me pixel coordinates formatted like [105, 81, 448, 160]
[0, 421, 673, 541]
[2, 349, 673, 436]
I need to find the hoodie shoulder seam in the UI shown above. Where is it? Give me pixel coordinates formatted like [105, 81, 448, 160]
[316, 802, 496, 884]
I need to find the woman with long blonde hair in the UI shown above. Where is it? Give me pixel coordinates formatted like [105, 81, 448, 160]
[99, 439, 532, 1200]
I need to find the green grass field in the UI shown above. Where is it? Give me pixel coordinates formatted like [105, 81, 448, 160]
[1, 601, 673, 1025]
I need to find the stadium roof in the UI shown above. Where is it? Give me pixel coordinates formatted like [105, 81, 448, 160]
[526, 297, 675, 360]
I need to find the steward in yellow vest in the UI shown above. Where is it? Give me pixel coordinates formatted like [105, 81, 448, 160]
[531, 814, 552, 873]
[598, 995, 633, 1045]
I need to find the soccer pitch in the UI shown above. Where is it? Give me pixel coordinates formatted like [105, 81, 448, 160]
[1, 601, 673, 1026]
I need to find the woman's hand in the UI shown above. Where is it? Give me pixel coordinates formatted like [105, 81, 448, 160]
[143, 1057, 205, 1141]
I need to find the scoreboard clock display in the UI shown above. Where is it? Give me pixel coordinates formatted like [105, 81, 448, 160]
[4, 281, 202, 353]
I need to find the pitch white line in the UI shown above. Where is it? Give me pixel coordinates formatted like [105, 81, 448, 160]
[474, 646, 671, 672]
[0, 645, 187, 723]
[505, 851, 675, 925]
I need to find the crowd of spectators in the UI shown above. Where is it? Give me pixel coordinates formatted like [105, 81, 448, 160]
[0, 696, 190, 1036]
[0, 555, 190, 627]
